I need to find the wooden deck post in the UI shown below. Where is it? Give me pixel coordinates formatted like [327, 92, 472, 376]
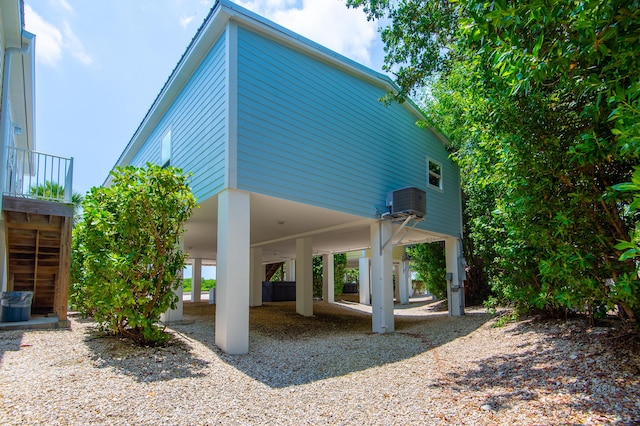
[54, 216, 72, 321]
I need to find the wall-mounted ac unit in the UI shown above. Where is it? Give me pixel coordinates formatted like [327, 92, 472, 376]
[386, 187, 426, 218]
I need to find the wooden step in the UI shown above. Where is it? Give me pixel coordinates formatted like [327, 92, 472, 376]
[10, 265, 60, 275]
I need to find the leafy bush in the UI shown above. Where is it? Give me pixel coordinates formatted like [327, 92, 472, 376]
[349, 0, 640, 322]
[71, 164, 197, 344]
[611, 167, 640, 323]
[344, 269, 359, 285]
[407, 243, 447, 300]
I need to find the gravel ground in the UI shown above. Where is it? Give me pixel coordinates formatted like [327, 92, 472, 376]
[1, 298, 639, 425]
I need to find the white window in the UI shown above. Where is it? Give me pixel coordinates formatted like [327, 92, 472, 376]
[428, 159, 443, 191]
[161, 128, 172, 167]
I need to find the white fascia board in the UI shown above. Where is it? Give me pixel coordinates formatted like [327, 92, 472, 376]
[1, 0, 23, 48]
[22, 30, 35, 152]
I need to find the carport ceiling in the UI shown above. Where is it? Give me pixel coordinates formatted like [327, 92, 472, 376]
[183, 192, 444, 264]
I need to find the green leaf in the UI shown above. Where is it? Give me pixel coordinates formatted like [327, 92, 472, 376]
[612, 182, 640, 192]
[615, 240, 636, 251]
[532, 33, 544, 57]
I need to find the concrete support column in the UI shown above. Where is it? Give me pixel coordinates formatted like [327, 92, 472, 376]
[399, 259, 409, 305]
[393, 264, 400, 302]
[250, 247, 264, 307]
[445, 237, 465, 316]
[192, 258, 202, 303]
[407, 263, 414, 298]
[370, 221, 394, 333]
[0, 220, 6, 291]
[285, 259, 295, 281]
[358, 252, 370, 305]
[322, 254, 328, 302]
[406, 259, 413, 299]
[215, 190, 251, 354]
[295, 237, 313, 316]
[322, 253, 335, 303]
[161, 237, 184, 323]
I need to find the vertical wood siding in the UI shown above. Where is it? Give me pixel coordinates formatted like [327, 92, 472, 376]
[130, 33, 228, 202]
[235, 27, 461, 237]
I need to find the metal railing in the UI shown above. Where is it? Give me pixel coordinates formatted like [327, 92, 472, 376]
[4, 146, 74, 203]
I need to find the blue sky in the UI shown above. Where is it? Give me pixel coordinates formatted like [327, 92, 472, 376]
[23, 0, 386, 196]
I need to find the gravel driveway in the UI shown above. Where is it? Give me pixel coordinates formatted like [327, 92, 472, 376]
[1, 298, 638, 425]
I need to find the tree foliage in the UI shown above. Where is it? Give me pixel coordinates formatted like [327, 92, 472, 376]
[313, 254, 347, 297]
[183, 278, 216, 292]
[348, 0, 640, 322]
[70, 165, 197, 344]
[407, 243, 447, 300]
[30, 181, 84, 224]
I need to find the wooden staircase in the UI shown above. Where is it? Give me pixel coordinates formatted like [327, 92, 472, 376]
[2, 196, 73, 320]
[265, 262, 285, 281]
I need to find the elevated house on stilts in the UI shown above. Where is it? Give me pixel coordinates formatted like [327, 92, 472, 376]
[109, 0, 465, 354]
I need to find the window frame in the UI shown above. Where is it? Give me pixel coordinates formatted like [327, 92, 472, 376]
[427, 158, 444, 192]
[160, 128, 172, 168]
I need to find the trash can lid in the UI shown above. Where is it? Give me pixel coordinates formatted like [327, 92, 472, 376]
[0, 291, 34, 303]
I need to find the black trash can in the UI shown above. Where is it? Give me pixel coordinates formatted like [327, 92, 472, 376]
[1, 291, 33, 322]
[342, 282, 358, 294]
[262, 281, 296, 302]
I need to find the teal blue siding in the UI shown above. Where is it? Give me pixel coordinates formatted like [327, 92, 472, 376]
[235, 27, 461, 236]
[130, 33, 227, 202]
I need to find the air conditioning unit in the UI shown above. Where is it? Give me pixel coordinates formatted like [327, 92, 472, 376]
[386, 187, 426, 218]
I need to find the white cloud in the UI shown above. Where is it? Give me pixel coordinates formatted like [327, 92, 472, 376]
[52, 0, 73, 12]
[180, 15, 196, 28]
[237, 0, 377, 67]
[24, 4, 64, 67]
[175, 1, 214, 29]
[62, 22, 93, 65]
[24, 3, 92, 67]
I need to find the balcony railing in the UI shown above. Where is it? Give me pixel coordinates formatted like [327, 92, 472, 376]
[4, 146, 73, 203]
